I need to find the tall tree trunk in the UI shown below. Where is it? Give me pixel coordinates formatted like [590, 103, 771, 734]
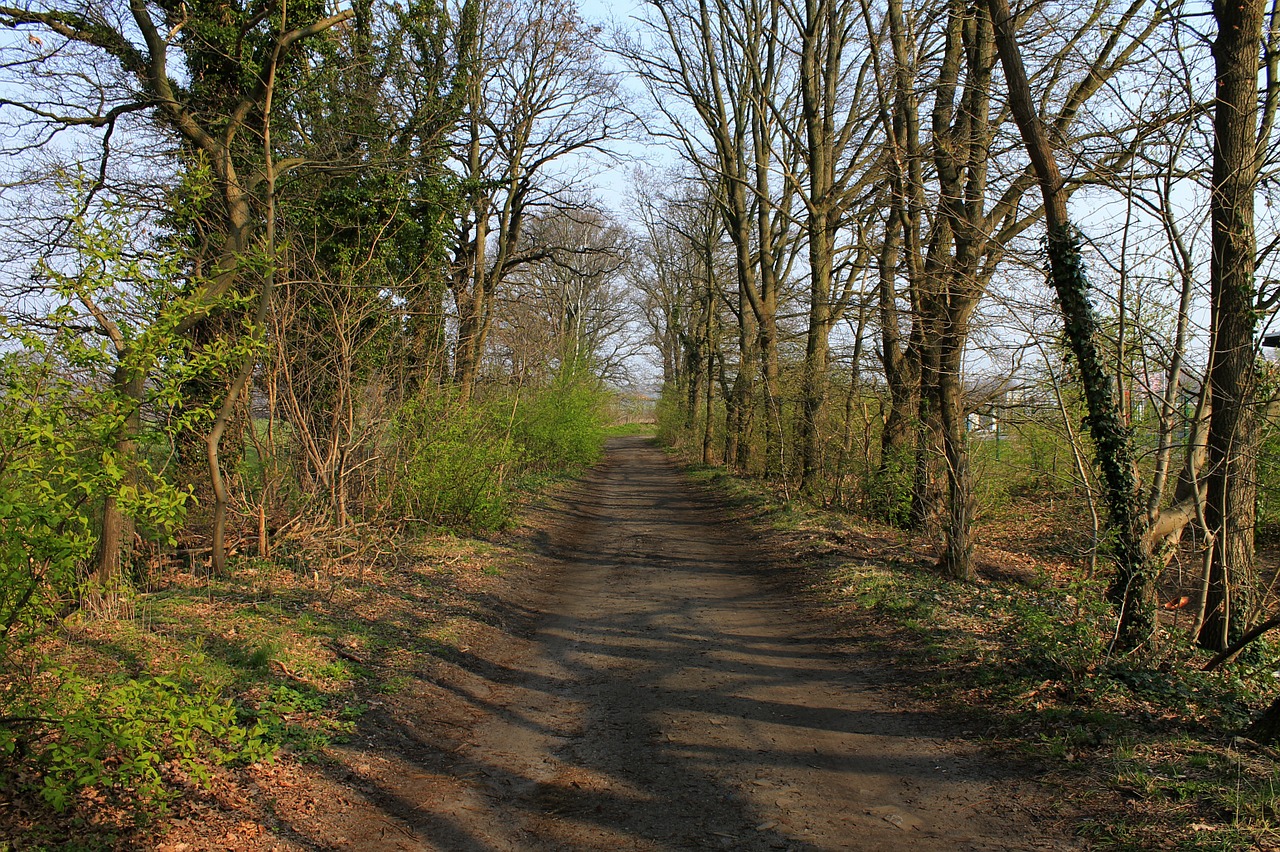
[452, 208, 489, 405]
[988, 0, 1158, 649]
[736, 312, 757, 472]
[911, 290, 945, 534]
[835, 306, 867, 507]
[209, 30, 284, 577]
[800, 312, 832, 495]
[686, 344, 703, 432]
[452, 95, 490, 406]
[726, 305, 756, 472]
[911, 0, 968, 539]
[759, 315, 784, 478]
[937, 307, 974, 580]
[90, 367, 145, 610]
[798, 26, 834, 495]
[1198, 0, 1266, 650]
[876, 208, 916, 523]
[406, 275, 450, 394]
[703, 332, 717, 466]
[453, 309, 481, 403]
[875, 0, 924, 526]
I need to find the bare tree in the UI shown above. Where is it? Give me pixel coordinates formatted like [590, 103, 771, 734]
[784, 0, 879, 495]
[495, 207, 638, 384]
[447, 0, 624, 402]
[987, 0, 1162, 646]
[874, 0, 1164, 581]
[629, 172, 735, 460]
[622, 0, 801, 474]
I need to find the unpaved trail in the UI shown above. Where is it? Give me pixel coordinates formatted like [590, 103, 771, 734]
[317, 437, 1077, 851]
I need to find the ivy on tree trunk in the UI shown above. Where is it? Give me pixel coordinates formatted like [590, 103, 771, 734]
[988, 0, 1158, 650]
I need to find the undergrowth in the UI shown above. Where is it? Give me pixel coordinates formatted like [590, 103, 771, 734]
[2, 665, 272, 816]
[390, 372, 610, 530]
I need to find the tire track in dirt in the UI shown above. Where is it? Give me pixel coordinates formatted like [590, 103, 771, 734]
[313, 436, 1079, 851]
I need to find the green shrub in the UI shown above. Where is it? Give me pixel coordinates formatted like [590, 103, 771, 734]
[388, 369, 609, 530]
[0, 359, 98, 653]
[251, 684, 355, 756]
[6, 666, 273, 815]
[867, 445, 914, 526]
[390, 392, 523, 530]
[512, 370, 608, 474]
[992, 415, 1082, 501]
[654, 382, 694, 450]
[1003, 586, 1109, 679]
[0, 346, 191, 659]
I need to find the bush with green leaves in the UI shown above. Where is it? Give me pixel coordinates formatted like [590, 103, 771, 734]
[387, 370, 611, 531]
[390, 392, 524, 529]
[0, 351, 101, 654]
[512, 369, 608, 474]
[2, 666, 273, 816]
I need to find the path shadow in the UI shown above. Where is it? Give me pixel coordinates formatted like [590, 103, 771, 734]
[273, 436, 1024, 851]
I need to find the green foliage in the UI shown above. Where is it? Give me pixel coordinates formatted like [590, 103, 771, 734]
[251, 684, 350, 756]
[0, 194, 233, 658]
[12, 667, 273, 815]
[1256, 420, 1280, 536]
[963, 422, 1077, 522]
[868, 445, 914, 526]
[0, 351, 101, 650]
[391, 391, 523, 529]
[837, 561, 943, 619]
[1001, 584, 1110, 679]
[388, 370, 610, 530]
[386, 360, 611, 527]
[654, 381, 694, 450]
[167, 0, 329, 138]
[512, 369, 608, 474]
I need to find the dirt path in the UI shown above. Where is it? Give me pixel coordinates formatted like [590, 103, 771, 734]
[306, 437, 1078, 851]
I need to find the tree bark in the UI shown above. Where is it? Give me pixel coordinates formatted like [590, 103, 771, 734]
[937, 312, 974, 580]
[876, 215, 916, 513]
[987, 0, 1158, 649]
[874, 0, 923, 526]
[735, 310, 758, 472]
[703, 302, 717, 466]
[89, 367, 145, 610]
[1198, 0, 1266, 651]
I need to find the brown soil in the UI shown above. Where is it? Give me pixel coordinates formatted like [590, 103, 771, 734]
[159, 436, 1082, 850]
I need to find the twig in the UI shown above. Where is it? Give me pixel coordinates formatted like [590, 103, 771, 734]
[0, 715, 58, 726]
[328, 643, 372, 666]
